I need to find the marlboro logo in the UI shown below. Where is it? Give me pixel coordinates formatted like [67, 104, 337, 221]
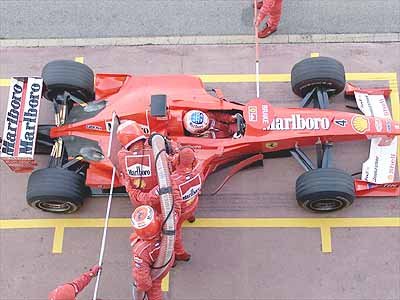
[126, 155, 152, 177]
[268, 114, 330, 131]
[179, 174, 201, 202]
[1, 77, 43, 159]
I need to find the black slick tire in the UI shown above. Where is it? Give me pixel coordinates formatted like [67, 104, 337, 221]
[296, 168, 355, 213]
[42, 60, 95, 102]
[26, 168, 86, 213]
[291, 57, 346, 98]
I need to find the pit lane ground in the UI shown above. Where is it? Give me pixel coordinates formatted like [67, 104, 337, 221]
[0, 42, 399, 300]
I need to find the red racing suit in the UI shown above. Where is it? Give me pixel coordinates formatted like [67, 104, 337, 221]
[201, 112, 237, 139]
[128, 185, 185, 255]
[48, 271, 94, 300]
[258, 0, 283, 29]
[117, 141, 158, 207]
[130, 233, 171, 300]
[170, 161, 203, 256]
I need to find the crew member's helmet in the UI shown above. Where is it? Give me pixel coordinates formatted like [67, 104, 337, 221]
[176, 148, 197, 172]
[48, 285, 76, 300]
[131, 205, 161, 240]
[117, 120, 146, 149]
[183, 110, 210, 134]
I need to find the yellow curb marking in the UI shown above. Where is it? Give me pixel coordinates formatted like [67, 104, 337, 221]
[0, 78, 11, 86]
[310, 53, 320, 58]
[161, 273, 169, 292]
[52, 226, 65, 254]
[1, 217, 399, 253]
[320, 226, 332, 253]
[74, 56, 84, 64]
[1, 217, 400, 292]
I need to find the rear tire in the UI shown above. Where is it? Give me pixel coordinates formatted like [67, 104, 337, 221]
[296, 168, 355, 213]
[42, 60, 95, 102]
[291, 57, 346, 98]
[27, 168, 86, 213]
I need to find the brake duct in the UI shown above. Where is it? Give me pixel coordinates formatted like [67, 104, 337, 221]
[133, 134, 175, 299]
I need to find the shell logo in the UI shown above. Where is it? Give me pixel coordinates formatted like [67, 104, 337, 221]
[351, 115, 370, 134]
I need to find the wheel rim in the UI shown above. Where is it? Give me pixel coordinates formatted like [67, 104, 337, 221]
[309, 198, 345, 211]
[36, 200, 74, 213]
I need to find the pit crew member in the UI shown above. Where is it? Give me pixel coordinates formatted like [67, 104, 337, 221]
[183, 110, 240, 139]
[117, 120, 159, 207]
[130, 205, 172, 300]
[48, 265, 101, 300]
[170, 147, 203, 261]
[126, 147, 201, 262]
[255, 0, 283, 38]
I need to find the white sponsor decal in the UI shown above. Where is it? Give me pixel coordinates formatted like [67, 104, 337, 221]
[248, 106, 257, 122]
[1, 78, 24, 157]
[262, 104, 269, 124]
[354, 92, 391, 118]
[126, 155, 152, 177]
[179, 174, 201, 202]
[1, 78, 43, 158]
[362, 137, 397, 184]
[19, 78, 43, 158]
[86, 124, 103, 131]
[374, 119, 383, 132]
[268, 114, 330, 130]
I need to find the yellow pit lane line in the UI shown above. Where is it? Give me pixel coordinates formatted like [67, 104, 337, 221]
[74, 56, 84, 63]
[1, 217, 399, 292]
[1, 217, 400, 254]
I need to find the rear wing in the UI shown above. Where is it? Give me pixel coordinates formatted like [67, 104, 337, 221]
[346, 83, 399, 197]
[1, 77, 43, 172]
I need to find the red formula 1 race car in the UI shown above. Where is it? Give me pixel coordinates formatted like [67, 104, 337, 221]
[1, 57, 399, 213]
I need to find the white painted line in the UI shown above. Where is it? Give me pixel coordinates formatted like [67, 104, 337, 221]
[0, 33, 399, 47]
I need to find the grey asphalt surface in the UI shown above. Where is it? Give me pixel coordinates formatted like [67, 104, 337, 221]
[1, 43, 399, 300]
[0, 0, 399, 39]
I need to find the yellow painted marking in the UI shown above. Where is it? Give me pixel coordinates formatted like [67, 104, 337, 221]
[74, 56, 84, 64]
[183, 217, 400, 228]
[52, 226, 65, 253]
[0, 73, 396, 86]
[0, 78, 11, 86]
[1, 217, 399, 229]
[320, 226, 332, 253]
[1, 218, 399, 253]
[345, 73, 397, 81]
[310, 53, 320, 58]
[161, 273, 169, 292]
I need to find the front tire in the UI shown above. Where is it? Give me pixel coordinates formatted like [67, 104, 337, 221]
[296, 168, 355, 213]
[291, 57, 346, 98]
[27, 168, 86, 213]
[42, 60, 95, 102]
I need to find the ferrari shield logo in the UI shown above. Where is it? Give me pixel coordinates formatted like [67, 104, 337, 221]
[125, 155, 152, 177]
[179, 174, 202, 202]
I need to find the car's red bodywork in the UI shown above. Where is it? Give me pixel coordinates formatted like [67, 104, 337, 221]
[46, 74, 400, 195]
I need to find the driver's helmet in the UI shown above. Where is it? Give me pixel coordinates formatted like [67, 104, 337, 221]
[183, 110, 210, 134]
[117, 120, 146, 149]
[131, 205, 161, 240]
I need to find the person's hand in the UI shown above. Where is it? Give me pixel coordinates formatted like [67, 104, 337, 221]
[89, 265, 102, 277]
